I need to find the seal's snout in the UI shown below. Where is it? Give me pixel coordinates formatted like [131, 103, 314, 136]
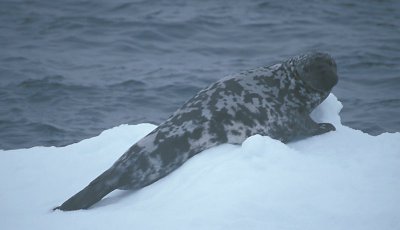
[314, 60, 338, 92]
[296, 52, 339, 93]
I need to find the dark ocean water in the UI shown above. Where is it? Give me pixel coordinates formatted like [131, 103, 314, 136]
[1, 0, 399, 150]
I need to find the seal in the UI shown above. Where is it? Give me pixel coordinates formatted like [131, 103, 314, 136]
[55, 52, 338, 211]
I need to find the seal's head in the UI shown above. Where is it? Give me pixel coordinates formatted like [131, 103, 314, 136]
[292, 52, 338, 93]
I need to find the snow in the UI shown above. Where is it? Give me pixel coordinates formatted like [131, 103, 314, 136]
[1, 94, 399, 230]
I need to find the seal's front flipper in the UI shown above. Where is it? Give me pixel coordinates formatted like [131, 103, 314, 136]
[313, 122, 335, 135]
[289, 115, 335, 142]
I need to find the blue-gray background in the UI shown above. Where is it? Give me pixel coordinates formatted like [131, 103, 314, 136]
[1, 0, 399, 150]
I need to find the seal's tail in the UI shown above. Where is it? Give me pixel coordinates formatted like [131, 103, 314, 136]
[54, 169, 118, 211]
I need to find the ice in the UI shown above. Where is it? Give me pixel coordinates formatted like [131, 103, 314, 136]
[1, 94, 399, 230]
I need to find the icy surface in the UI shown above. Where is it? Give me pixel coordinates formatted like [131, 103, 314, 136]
[1, 94, 399, 230]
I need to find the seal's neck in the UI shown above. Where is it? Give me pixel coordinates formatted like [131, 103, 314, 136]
[280, 62, 330, 114]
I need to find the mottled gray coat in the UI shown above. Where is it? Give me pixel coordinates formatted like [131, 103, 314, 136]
[56, 52, 338, 211]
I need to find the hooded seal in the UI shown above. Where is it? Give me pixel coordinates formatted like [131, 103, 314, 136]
[55, 52, 338, 211]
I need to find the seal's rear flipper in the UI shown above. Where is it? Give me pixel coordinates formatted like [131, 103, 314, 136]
[54, 169, 117, 211]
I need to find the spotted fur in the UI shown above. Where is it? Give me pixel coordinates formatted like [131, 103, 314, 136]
[55, 52, 338, 211]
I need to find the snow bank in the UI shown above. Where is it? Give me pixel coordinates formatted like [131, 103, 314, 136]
[1, 94, 399, 230]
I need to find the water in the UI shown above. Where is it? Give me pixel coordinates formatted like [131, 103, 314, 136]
[1, 0, 399, 150]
